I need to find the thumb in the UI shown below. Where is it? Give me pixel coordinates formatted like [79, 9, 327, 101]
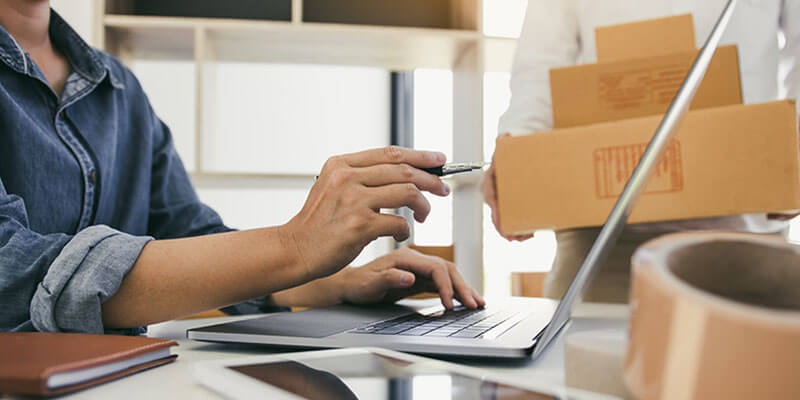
[381, 269, 416, 289]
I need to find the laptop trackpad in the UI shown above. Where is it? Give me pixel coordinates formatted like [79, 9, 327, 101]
[195, 304, 414, 338]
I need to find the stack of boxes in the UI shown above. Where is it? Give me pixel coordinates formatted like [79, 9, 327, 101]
[495, 15, 800, 234]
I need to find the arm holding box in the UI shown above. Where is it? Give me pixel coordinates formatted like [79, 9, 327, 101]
[485, 0, 580, 240]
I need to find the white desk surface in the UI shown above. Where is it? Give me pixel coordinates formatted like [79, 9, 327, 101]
[58, 303, 629, 399]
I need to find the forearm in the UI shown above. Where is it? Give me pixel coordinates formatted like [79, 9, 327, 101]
[269, 270, 345, 308]
[102, 146, 452, 327]
[101, 226, 306, 329]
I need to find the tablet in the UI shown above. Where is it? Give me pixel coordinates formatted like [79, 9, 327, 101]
[193, 347, 566, 399]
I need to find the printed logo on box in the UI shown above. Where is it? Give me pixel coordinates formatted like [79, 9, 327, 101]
[593, 140, 683, 199]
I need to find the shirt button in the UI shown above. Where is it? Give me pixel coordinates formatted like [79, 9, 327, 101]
[88, 170, 96, 184]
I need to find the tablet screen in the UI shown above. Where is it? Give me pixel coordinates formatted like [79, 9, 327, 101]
[228, 352, 557, 400]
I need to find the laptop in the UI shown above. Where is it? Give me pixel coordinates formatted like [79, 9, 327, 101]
[188, 0, 737, 359]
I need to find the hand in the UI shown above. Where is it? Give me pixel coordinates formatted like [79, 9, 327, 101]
[281, 146, 451, 281]
[335, 247, 485, 310]
[482, 134, 533, 242]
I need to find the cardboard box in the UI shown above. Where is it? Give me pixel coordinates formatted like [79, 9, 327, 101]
[595, 14, 696, 63]
[495, 101, 800, 234]
[550, 45, 742, 128]
[550, 14, 742, 129]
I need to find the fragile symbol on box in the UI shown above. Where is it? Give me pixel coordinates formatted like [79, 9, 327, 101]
[593, 140, 683, 199]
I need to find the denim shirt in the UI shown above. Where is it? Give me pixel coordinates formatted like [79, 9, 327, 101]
[0, 11, 278, 335]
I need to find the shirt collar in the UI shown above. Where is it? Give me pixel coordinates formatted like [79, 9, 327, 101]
[0, 9, 123, 88]
[0, 19, 27, 73]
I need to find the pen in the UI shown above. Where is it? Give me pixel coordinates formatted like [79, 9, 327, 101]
[420, 161, 489, 176]
[315, 162, 488, 180]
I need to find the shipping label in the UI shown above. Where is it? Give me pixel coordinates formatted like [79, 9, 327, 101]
[593, 140, 683, 199]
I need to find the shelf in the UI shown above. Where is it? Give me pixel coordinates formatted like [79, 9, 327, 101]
[207, 22, 480, 70]
[108, 0, 292, 22]
[104, 15, 482, 69]
[302, 0, 455, 29]
[104, 16, 199, 60]
[105, 0, 471, 29]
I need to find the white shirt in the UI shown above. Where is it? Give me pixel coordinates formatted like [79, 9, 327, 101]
[498, 0, 800, 233]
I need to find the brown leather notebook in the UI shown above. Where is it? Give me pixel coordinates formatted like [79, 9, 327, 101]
[0, 332, 178, 396]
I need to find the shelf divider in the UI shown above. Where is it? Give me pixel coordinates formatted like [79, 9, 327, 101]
[452, 40, 485, 292]
[291, 0, 303, 24]
[193, 26, 206, 173]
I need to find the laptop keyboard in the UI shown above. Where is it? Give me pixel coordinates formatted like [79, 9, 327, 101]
[352, 306, 519, 339]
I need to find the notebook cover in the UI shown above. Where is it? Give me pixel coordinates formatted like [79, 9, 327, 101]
[0, 332, 178, 396]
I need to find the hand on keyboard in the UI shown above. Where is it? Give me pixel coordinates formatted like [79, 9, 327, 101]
[355, 306, 519, 339]
[335, 247, 485, 310]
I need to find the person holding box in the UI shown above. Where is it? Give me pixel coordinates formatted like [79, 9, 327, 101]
[483, 0, 799, 303]
[0, 0, 484, 334]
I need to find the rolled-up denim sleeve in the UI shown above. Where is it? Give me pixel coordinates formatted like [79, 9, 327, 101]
[0, 179, 152, 334]
[30, 225, 152, 334]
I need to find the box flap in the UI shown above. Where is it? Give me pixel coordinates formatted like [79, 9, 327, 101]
[550, 45, 742, 128]
[596, 14, 696, 63]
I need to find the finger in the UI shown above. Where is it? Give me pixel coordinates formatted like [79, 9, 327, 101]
[364, 213, 411, 242]
[510, 234, 534, 241]
[490, 202, 533, 241]
[482, 163, 498, 207]
[357, 164, 450, 196]
[365, 184, 431, 223]
[486, 164, 512, 238]
[767, 212, 800, 221]
[390, 250, 455, 309]
[428, 264, 455, 309]
[446, 263, 478, 309]
[491, 206, 510, 241]
[472, 288, 487, 307]
[485, 135, 509, 206]
[341, 146, 446, 168]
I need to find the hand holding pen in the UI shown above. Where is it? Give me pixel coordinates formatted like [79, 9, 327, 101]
[292, 147, 452, 279]
[317, 161, 488, 179]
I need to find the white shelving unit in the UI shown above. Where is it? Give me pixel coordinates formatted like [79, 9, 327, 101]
[94, 0, 517, 292]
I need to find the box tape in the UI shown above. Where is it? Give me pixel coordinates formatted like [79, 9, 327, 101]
[624, 232, 800, 400]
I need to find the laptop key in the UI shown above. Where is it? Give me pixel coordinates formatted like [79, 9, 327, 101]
[400, 328, 434, 336]
[425, 330, 456, 337]
[354, 307, 516, 337]
[420, 321, 450, 327]
[452, 329, 485, 338]
[375, 326, 411, 334]
[394, 322, 423, 329]
[428, 326, 460, 333]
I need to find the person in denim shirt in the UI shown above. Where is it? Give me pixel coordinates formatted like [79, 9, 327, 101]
[0, 0, 484, 335]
